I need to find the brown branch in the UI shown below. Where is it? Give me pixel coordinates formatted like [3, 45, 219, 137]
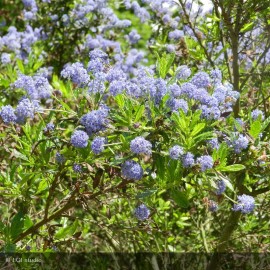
[13, 179, 130, 244]
[178, 0, 215, 68]
[240, 40, 270, 91]
[212, 0, 232, 83]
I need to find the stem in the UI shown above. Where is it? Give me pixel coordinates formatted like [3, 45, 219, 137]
[178, 0, 215, 68]
[14, 198, 77, 243]
[44, 170, 64, 219]
[13, 180, 130, 244]
[206, 211, 241, 270]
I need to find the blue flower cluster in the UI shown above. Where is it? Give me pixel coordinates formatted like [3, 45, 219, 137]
[251, 109, 265, 121]
[43, 122, 55, 132]
[169, 145, 184, 160]
[0, 25, 41, 62]
[61, 62, 90, 87]
[55, 152, 65, 164]
[215, 180, 226, 195]
[91, 137, 107, 154]
[134, 204, 150, 221]
[169, 147, 214, 172]
[0, 98, 39, 125]
[80, 108, 109, 136]
[228, 133, 249, 153]
[70, 130, 89, 148]
[14, 74, 52, 100]
[209, 200, 218, 212]
[73, 163, 82, 173]
[0, 105, 17, 124]
[130, 137, 152, 155]
[197, 155, 213, 172]
[22, 0, 38, 20]
[121, 160, 144, 181]
[207, 138, 220, 150]
[232, 194, 255, 214]
[182, 152, 195, 168]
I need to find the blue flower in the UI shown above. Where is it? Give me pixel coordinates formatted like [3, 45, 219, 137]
[15, 98, 37, 124]
[207, 138, 219, 150]
[43, 122, 55, 132]
[126, 30, 141, 44]
[1, 53, 11, 64]
[130, 137, 152, 155]
[61, 62, 90, 87]
[251, 109, 265, 121]
[169, 29, 184, 40]
[197, 155, 213, 172]
[134, 204, 150, 220]
[0, 105, 17, 124]
[209, 200, 218, 212]
[231, 133, 249, 153]
[55, 152, 65, 164]
[167, 98, 188, 113]
[169, 145, 184, 160]
[168, 83, 182, 97]
[70, 130, 89, 148]
[176, 65, 191, 80]
[182, 152, 195, 168]
[232, 194, 255, 214]
[73, 163, 82, 173]
[80, 108, 109, 135]
[191, 71, 211, 88]
[121, 160, 143, 181]
[215, 180, 226, 195]
[91, 137, 106, 154]
[210, 69, 222, 83]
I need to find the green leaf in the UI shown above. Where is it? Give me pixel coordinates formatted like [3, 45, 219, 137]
[36, 179, 48, 194]
[171, 112, 188, 134]
[24, 216, 33, 230]
[261, 116, 270, 132]
[0, 221, 5, 234]
[192, 131, 214, 147]
[134, 105, 145, 122]
[156, 52, 175, 78]
[4, 243, 16, 252]
[55, 97, 75, 113]
[241, 22, 254, 33]
[219, 164, 245, 172]
[11, 150, 29, 162]
[216, 143, 229, 164]
[10, 212, 24, 240]
[171, 190, 189, 208]
[16, 59, 25, 73]
[115, 94, 125, 109]
[220, 177, 234, 192]
[136, 189, 157, 199]
[55, 220, 78, 240]
[249, 120, 261, 139]
[190, 123, 205, 137]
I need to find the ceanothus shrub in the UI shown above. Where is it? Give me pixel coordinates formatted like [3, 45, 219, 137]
[0, 47, 269, 254]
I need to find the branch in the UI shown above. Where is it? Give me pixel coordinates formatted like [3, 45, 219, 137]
[206, 211, 242, 270]
[13, 179, 130, 244]
[178, 0, 215, 68]
[240, 40, 270, 91]
[212, 0, 232, 82]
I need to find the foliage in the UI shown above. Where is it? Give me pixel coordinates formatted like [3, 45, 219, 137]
[0, 0, 269, 269]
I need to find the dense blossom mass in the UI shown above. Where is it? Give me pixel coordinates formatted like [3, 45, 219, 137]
[0, 0, 268, 255]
